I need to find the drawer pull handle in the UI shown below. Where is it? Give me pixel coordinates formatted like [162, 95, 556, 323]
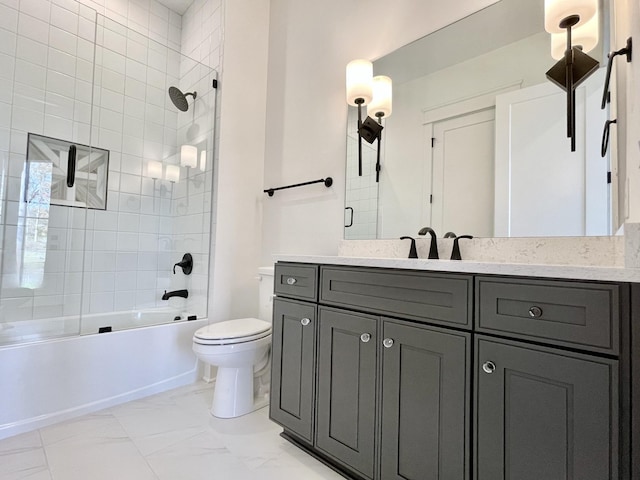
[383, 338, 394, 348]
[528, 306, 543, 318]
[482, 361, 496, 374]
[300, 318, 310, 326]
[360, 333, 371, 343]
[286, 277, 297, 285]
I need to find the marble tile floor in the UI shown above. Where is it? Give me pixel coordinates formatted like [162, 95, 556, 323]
[0, 381, 345, 480]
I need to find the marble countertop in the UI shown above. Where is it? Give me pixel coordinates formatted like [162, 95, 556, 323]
[273, 254, 640, 283]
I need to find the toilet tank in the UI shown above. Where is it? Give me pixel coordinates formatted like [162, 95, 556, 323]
[258, 267, 275, 322]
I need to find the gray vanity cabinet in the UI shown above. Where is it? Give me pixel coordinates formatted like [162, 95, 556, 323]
[475, 336, 618, 480]
[316, 307, 378, 479]
[270, 262, 631, 480]
[380, 319, 470, 480]
[269, 297, 317, 444]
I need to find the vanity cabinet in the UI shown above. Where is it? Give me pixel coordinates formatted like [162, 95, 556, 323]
[475, 336, 618, 480]
[316, 307, 378, 479]
[270, 262, 630, 480]
[380, 318, 469, 480]
[269, 297, 317, 444]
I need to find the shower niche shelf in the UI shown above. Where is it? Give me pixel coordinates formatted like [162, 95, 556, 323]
[25, 133, 110, 210]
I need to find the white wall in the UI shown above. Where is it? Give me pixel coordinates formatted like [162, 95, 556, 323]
[613, 0, 640, 224]
[209, 0, 270, 321]
[260, 0, 499, 265]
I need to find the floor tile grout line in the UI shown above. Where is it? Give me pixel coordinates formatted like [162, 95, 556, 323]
[110, 402, 162, 480]
[38, 428, 54, 479]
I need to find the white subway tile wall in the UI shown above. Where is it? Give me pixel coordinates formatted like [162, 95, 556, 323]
[0, 0, 222, 341]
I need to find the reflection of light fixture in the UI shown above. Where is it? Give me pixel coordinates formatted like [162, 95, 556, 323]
[147, 160, 163, 179]
[346, 59, 373, 177]
[147, 160, 163, 211]
[165, 164, 180, 183]
[551, 10, 598, 60]
[199, 150, 206, 171]
[180, 145, 197, 168]
[366, 75, 392, 183]
[544, 0, 599, 152]
[180, 144, 197, 200]
[165, 164, 180, 208]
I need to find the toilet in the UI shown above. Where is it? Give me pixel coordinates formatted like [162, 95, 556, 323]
[192, 267, 274, 418]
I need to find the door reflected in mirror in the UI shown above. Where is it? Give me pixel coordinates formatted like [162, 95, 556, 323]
[344, 0, 616, 240]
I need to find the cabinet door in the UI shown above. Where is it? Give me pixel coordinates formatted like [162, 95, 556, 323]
[475, 336, 618, 480]
[316, 307, 377, 479]
[269, 298, 316, 443]
[380, 319, 470, 480]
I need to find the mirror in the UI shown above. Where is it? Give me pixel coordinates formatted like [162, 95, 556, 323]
[344, 0, 615, 240]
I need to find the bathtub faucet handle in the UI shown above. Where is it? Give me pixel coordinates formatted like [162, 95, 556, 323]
[173, 253, 193, 275]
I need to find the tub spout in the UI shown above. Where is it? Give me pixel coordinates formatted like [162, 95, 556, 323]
[162, 289, 189, 300]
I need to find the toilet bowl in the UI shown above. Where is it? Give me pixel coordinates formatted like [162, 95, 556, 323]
[193, 318, 272, 418]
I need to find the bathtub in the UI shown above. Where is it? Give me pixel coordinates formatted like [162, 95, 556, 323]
[0, 310, 207, 440]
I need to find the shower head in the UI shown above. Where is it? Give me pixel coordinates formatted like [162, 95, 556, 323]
[168, 86, 197, 112]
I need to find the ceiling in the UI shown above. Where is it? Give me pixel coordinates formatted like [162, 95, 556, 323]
[157, 0, 194, 15]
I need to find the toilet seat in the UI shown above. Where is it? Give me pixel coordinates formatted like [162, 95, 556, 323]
[193, 318, 272, 345]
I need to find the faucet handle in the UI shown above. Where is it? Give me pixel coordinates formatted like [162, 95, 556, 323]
[400, 236, 418, 259]
[451, 235, 473, 261]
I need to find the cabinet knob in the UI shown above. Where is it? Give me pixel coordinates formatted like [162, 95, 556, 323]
[383, 338, 394, 348]
[360, 333, 371, 343]
[482, 361, 496, 374]
[286, 277, 297, 285]
[528, 306, 543, 318]
[300, 317, 310, 326]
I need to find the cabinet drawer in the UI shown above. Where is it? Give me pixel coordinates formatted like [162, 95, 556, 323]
[320, 266, 472, 328]
[476, 277, 619, 354]
[274, 263, 318, 301]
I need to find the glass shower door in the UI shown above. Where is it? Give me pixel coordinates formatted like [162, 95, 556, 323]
[0, 0, 97, 345]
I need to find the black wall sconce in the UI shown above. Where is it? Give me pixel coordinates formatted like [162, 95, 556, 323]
[346, 61, 393, 182]
[544, 0, 599, 152]
[366, 75, 392, 183]
[346, 59, 374, 177]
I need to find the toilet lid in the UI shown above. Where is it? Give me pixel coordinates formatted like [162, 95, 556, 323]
[193, 318, 271, 345]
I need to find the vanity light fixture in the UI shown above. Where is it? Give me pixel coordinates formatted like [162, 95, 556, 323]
[544, 0, 600, 152]
[366, 75, 392, 182]
[346, 59, 373, 176]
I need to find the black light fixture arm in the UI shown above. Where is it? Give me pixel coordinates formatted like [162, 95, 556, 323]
[264, 177, 333, 197]
[563, 16, 578, 151]
[545, 14, 599, 152]
[601, 37, 633, 109]
[356, 99, 364, 176]
[375, 116, 383, 183]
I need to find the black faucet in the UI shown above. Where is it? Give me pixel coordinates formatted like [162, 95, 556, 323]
[418, 227, 439, 259]
[162, 289, 189, 300]
[451, 235, 473, 260]
[400, 236, 418, 258]
[444, 231, 457, 238]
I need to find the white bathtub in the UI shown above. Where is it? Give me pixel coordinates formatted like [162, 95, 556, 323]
[0, 311, 207, 440]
